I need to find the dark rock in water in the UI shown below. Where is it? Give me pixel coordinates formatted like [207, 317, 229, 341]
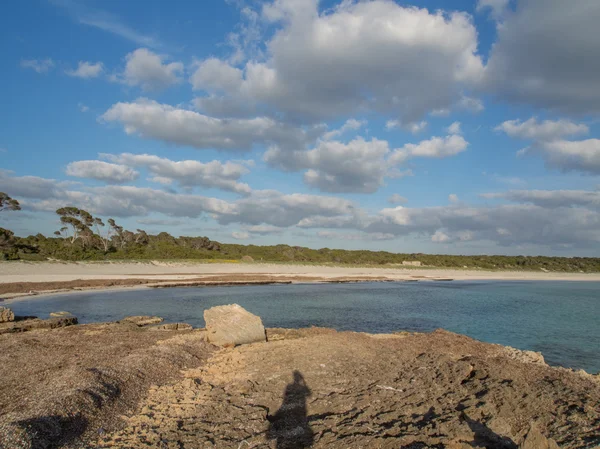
[519, 424, 560, 449]
[148, 323, 193, 331]
[0, 316, 78, 334]
[0, 306, 14, 323]
[204, 304, 266, 347]
[50, 311, 75, 318]
[120, 316, 163, 326]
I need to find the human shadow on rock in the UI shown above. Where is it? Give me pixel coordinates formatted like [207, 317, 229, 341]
[267, 370, 314, 449]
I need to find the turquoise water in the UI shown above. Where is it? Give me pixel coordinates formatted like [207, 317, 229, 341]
[5, 281, 600, 373]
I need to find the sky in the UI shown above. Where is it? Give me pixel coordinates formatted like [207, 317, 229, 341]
[1, 0, 600, 257]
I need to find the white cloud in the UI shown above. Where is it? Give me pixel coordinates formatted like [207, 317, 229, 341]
[449, 194, 459, 203]
[322, 119, 365, 140]
[65, 160, 139, 184]
[496, 117, 598, 174]
[20, 58, 55, 73]
[484, 0, 600, 114]
[116, 48, 183, 90]
[386, 120, 428, 134]
[232, 231, 250, 240]
[266, 133, 465, 194]
[524, 139, 600, 174]
[431, 230, 451, 243]
[137, 218, 185, 226]
[78, 103, 90, 112]
[101, 98, 315, 152]
[390, 135, 468, 164]
[367, 202, 600, 248]
[0, 170, 72, 200]
[5, 168, 600, 251]
[458, 95, 484, 113]
[388, 194, 408, 205]
[447, 121, 462, 135]
[217, 190, 356, 227]
[191, 0, 484, 123]
[495, 118, 589, 141]
[245, 224, 284, 235]
[265, 137, 391, 193]
[316, 231, 395, 241]
[482, 189, 600, 210]
[50, 0, 162, 48]
[476, 0, 510, 19]
[102, 153, 252, 195]
[66, 61, 104, 78]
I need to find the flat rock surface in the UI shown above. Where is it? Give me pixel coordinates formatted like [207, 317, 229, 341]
[119, 315, 163, 326]
[95, 328, 600, 449]
[0, 322, 212, 449]
[204, 304, 266, 346]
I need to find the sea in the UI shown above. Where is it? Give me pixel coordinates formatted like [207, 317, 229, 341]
[5, 280, 600, 374]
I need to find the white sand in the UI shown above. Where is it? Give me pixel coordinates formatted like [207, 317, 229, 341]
[1, 260, 599, 284]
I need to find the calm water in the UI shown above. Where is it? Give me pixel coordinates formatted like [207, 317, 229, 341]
[5, 281, 600, 373]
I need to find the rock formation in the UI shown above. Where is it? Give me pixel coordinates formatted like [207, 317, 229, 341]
[204, 304, 266, 346]
[119, 316, 163, 326]
[0, 306, 14, 323]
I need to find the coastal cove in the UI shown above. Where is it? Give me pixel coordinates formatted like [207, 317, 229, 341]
[6, 280, 600, 374]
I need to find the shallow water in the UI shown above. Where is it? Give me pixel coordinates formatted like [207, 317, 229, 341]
[5, 281, 600, 373]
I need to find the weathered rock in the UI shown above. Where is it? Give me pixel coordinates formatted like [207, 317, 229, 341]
[148, 323, 193, 331]
[204, 304, 266, 346]
[50, 311, 75, 318]
[519, 424, 560, 449]
[0, 307, 15, 323]
[120, 316, 163, 326]
[0, 316, 78, 334]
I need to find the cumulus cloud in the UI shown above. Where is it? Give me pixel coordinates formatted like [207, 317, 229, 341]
[388, 194, 408, 205]
[66, 61, 104, 78]
[482, 189, 600, 210]
[115, 48, 183, 90]
[316, 231, 395, 241]
[216, 190, 356, 227]
[521, 139, 600, 174]
[389, 135, 468, 164]
[232, 231, 250, 240]
[495, 118, 589, 141]
[244, 224, 284, 235]
[496, 117, 598, 174]
[322, 119, 365, 140]
[102, 153, 252, 195]
[190, 0, 484, 123]
[137, 218, 185, 226]
[0, 170, 72, 200]
[476, 0, 510, 19]
[484, 0, 600, 114]
[66, 160, 139, 184]
[20, 58, 55, 73]
[265, 138, 392, 193]
[4, 169, 600, 250]
[101, 98, 315, 152]
[386, 120, 428, 134]
[447, 122, 462, 135]
[366, 203, 600, 248]
[266, 133, 465, 194]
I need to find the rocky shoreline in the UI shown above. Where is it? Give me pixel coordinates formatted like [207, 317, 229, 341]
[0, 305, 599, 449]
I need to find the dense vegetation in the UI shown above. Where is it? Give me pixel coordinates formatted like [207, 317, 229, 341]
[1, 193, 599, 272]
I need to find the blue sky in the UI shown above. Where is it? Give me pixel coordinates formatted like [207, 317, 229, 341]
[1, 0, 600, 256]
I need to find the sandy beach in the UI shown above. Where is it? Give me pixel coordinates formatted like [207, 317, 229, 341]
[1, 261, 599, 300]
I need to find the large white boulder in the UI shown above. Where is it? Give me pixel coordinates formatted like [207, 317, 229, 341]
[204, 304, 266, 347]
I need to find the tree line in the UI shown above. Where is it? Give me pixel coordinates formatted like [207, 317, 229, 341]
[1, 192, 599, 272]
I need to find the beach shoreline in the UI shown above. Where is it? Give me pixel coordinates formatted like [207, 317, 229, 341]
[1, 260, 599, 301]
